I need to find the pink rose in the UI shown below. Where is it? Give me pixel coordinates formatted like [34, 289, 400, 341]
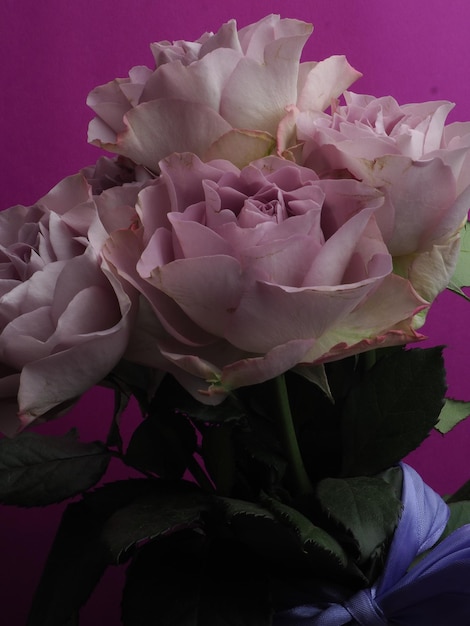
[102, 153, 425, 404]
[296, 93, 470, 304]
[87, 15, 360, 171]
[0, 169, 144, 435]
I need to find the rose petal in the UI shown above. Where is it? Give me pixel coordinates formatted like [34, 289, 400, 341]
[224, 279, 381, 354]
[297, 56, 362, 112]
[151, 255, 244, 338]
[205, 129, 276, 168]
[111, 100, 232, 170]
[104, 229, 215, 346]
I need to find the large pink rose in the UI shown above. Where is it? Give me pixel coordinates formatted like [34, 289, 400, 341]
[0, 166, 144, 435]
[87, 15, 360, 171]
[296, 93, 470, 304]
[102, 153, 425, 404]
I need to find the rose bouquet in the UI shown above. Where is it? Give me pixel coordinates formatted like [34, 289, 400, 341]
[2, 14, 470, 625]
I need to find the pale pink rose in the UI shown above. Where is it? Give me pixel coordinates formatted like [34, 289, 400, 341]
[296, 93, 470, 305]
[102, 153, 425, 404]
[0, 170, 144, 435]
[87, 15, 360, 171]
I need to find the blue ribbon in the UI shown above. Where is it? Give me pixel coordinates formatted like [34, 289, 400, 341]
[274, 463, 470, 625]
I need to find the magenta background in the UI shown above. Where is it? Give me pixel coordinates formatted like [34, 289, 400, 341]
[2, 1, 470, 623]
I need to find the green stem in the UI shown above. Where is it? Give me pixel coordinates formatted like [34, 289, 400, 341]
[362, 348, 377, 372]
[274, 374, 313, 496]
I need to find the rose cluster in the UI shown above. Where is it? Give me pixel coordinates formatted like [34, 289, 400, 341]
[2, 15, 470, 432]
[0, 159, 145, 434]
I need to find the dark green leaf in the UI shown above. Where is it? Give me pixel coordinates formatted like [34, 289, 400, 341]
[446, 478, 470, 503]
[101, 480, 214, 562]
[292, 364, 334, 402]
[104, 360, 158, 416]
[316, 476, 402, 565]
[27, 480, 161, 626]
[435, 398, 470, 434]
[180, 395, 246, 425]
[219, 497, 350, 582]
[0, 430, 111, 506]
[231, 411, 288, 497]
[341, 347, 446, 476]
[125, 409, 197, 478]
[122, 531, 272, 626]
[440, 501, 470, 541]
[105, 386, 129, 451]
[202, 424, 236, 495]
[261, 495, 347, 565]
[147, 373, 245, 425]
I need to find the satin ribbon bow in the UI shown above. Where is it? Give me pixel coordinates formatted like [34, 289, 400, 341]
[275, 463, 470, 625]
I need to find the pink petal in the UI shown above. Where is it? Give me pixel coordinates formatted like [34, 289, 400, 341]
[113, 100, 232, 170]
[160, 152, 237, 214]
[384, 157, 458, 254]
[241, 234, 319, 286]
[17, 325, 128, 421]
[152, 255, 244, 337]
[1, 307, 55, 368]
[220, 26, 311, 135]
[137, 228, 174, 277]
[205, 129, 276, 168]
[168, 214, 233, 258]
[220, 338, 316, 391]
[297, 56, 362, 112]
[303, 209, 388, 286]
[87, 78, 134, 133]
[104, 230, 214, 346]
[303, 273, 427, 363]
[142, 48, 241, 110]
[199, 19, 242, 56]
[224, 279, 381, 354]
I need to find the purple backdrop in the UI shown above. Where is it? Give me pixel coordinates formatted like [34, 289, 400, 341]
[2, 1, 470, 623]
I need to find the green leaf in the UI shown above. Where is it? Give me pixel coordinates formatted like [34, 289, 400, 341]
[435, 398, 470, 434]
[122, 531, 272, 626]
[446, 478, 470, 503]
[341, 347, 446, 476]
[316, 476, 402, 565]
[202, 424, 236, 495]
[261, 495, 347, 567]
[101, 480, 214, 562]
[26, 480, 162, 626]
[0, 430, 111, 506]
[106, 386, 130, 451]
[292, 364, 334, 402]
[125, 409, 197, 478]
[219, 496, 350, 581]
[180, 395, 246, 425]
[448, 221, 470, 299]
[150, 373, 245, 425]
[233, 415, 288, 496]
[440, 501, 470, 541]
[104, 360, 158, 415]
